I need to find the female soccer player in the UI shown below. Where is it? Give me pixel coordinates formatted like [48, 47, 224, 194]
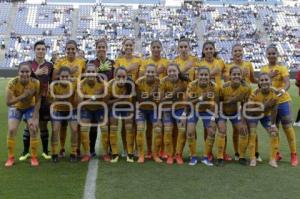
[53, 40, 86, 157]
[293, 68, 300, 126]
[108, 67, 135, 163]
[160, 63, 189, 165]
[246, 73, 279, 167]
[136, 64, 162, 163]
[89, 38, 114, 158]
[260, 44, 298, 166]
[78, 63, 108, 162]
[216, 66, 251, 166]
[5, 62, 41, 167]
[225, 44, 259, 161]
[49, 67, 78, 162]
[139, 40, 169, 159]
[184, 67, 219, 166]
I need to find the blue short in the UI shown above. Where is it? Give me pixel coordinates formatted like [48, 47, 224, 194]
[163, 109, 184, 124]
[188, 111, 213, 128]
[136, 109, 157, 123]
[110, 110, 130, 119]
[248, 115, 271, 129]
[276, 102, 292, 124]
[51, 110, 77, 121]
[8, 107, 34, 121]
[218, 113, 241, 125]
[80, 109, 105, 122]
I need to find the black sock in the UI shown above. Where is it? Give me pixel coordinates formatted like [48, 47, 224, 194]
[23, 128, 30, 154]
[40, 130, 49, 154]
[296, 109, 300, 123]
[89, 127, 97, 153]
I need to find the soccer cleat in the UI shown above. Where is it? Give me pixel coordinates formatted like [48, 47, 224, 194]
[90, 152, 97, 158]
[269, 160, 278, 168]
[275, 152, 283, 161]
[5, 157, 15, 167]
[224, 153, 232, 161]
[59, 149, 65, 158]
[216, 159, 224, 167]
[126, 154, 134, 163]
[166, 156, 174, 165]
[145, 151, 152, 159]
[175, 154, 184, 165]
[103, 154, 111, 162]
[250, 159, 257, 167]
[110, 155, 119, 163]
[239, 158, 248, 166]
[70, 154, 77, 162]
[31, 157, 39, 167]
[153, 155, 163, 163]
[234, 153, 240, 161]
[52, 155, 59, 163]
[81, 155, 91, 162]
[160, 151, 168, 159]
[137, 156, 145, 163]
[189, 156, 198, 166]
[255, 152, 263, 162]
[291, 153, 298, 167]
[201, 157, 213, 166]
[293, 122, 300, 127]
[207, 153, 214, 162]
[19, 153, 30, 161]
[42, 152, 51, 160]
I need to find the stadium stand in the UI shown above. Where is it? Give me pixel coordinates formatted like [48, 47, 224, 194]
[0, 3, 11, 34]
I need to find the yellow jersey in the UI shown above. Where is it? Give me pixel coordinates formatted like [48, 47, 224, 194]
[160, 77, 188, 109]
[186, 80, 219, 112]
[50, 80, 78, 111]
[54, 57, 86, 79]
[115, 56, 142, 81]
[7, 77, 40, 109]
[107, 79, 133, 104]
[135, 76, 160, 110]
[260, 64, 291, 104]
[225, 61, 255, 84]
[248, 88, 279, 116]
[78, 79, 107, 111]
[173, 55, 199, 81]
[140, 57, 169, 79]
[198, 58, 225, 88]
[220, 82, 251, 115]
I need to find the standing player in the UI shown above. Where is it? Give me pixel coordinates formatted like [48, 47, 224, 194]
[294, 69, 300, 126]
[246, 73, 279, 167]
[139, 40, 169, 159]
[89, 38, 114, 158]
[19, 41, 53, 161]
[5, 62, 41, 167]
[49, 67, 78, 162]
[160, 63, 189, 165]
[136, 64, 162, 163]
[260, 44, 298, 166]
[216, 66, 251, 166]
[53, 40, 86, 157]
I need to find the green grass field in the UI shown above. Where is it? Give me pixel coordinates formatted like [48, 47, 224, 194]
[0, 78, 299, 199]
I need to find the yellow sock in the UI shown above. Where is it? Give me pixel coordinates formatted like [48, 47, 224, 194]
[100, 126, 109, 155]
[175, 127, 186, 155]
[216, 133, 225, 159]
[30, 137, 39, 158]
[187, 137, 196, 157]
[238, 134, 249, 158]
[233, 128, 239, 154]
[110, 125, 118, 155]
[153, 126, 162, 156]
[248, 128, 257, 160]
[80, 127, 90, 154]
[60, 125, 67, 149]
[164, 126, 173, 157]
[136, 123, 145, 157]
[270, 135, 279, 160]
[204, 135, 214, 157]
[51, 142, 59, 155]
[7, 137, 16, 158]
[125, 125, 134, 155]
[283, 126, 297, 153]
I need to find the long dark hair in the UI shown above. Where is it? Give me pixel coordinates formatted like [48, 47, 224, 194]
[201, 41, 218, 58]
[167, 63, 190, 82]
